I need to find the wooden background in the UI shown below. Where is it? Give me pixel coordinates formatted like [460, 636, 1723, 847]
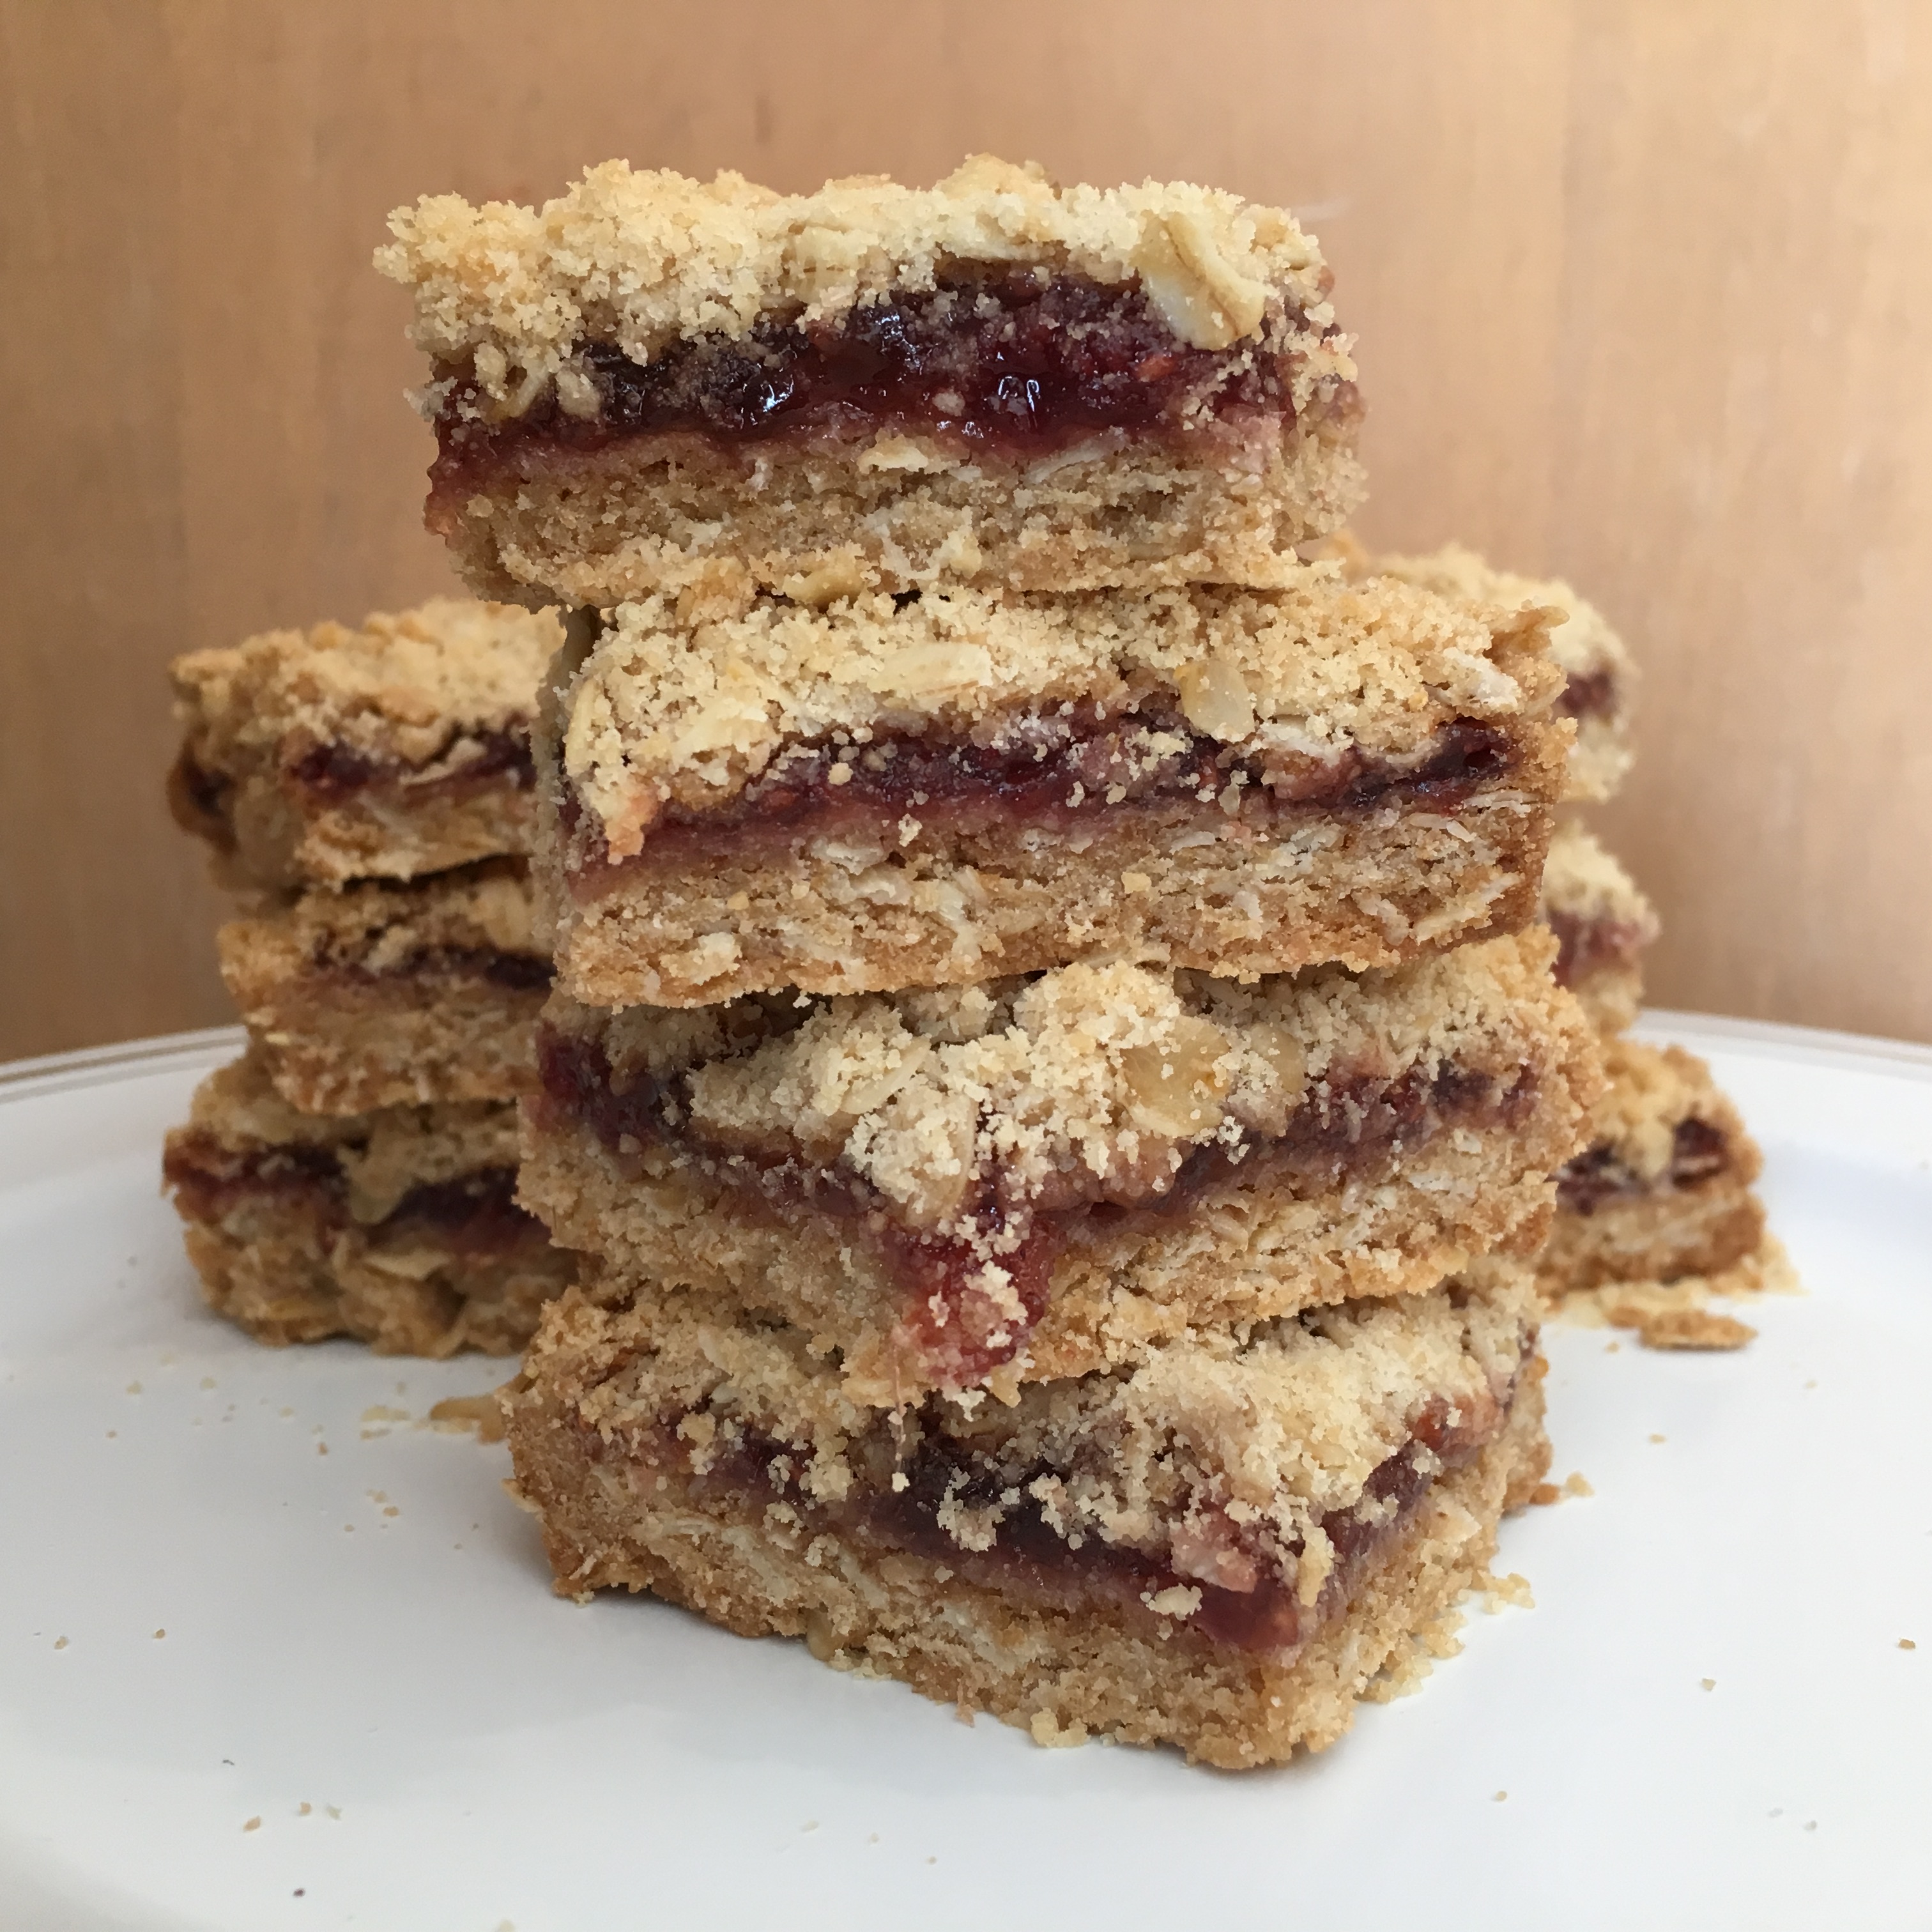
[4, 0, 1929, 1061]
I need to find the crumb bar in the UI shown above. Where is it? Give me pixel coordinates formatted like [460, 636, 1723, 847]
[520, 932, 1599, 1404]
[169, 597, 560, 889]
[376, 157, 1363, 602]
[1338, 541, 1635, 804]
[1539, 822, 1659, 1034]
[503, 1261, 1549, 1768]
[164, 1050, 572, 1355]
[1538, 1036, 1765, 1294]
[538, 572, 1569, 1006]
[217, 861, 550, 1113]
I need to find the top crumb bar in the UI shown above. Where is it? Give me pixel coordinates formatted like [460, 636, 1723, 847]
[169, 597, 562, 890]
[376, 156, 1363, 602]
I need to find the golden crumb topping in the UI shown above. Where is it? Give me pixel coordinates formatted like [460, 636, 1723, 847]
[171, 598, 560, 776]
[377, 155, 1339, 407]
[532, 1257, 1537, 1593]
[560, 930, 1567, 1238]
[1368, 542, 1633, 693]
[1539, 822, 1656, 932]
[558, 571, 1558, 848]
[1584, 1038, 1743, 1184]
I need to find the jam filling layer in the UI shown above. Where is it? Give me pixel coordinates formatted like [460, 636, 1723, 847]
[564, 712, 1516, 893]
[595, 1361, 1521, 1659]
[432, 267, 1353, 496]
[1554, 670, 1618, 724]
[167, 730, 534, 845]
[1556, 1117, 1730, 1216]
[307, 940, 553, 995]
[164, 1137, 546, 1259]
[1548, 910, 1651, 990]
[537, 1025, 1537, 1388]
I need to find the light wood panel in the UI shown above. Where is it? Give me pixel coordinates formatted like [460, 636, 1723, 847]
[4, 0, 1928, 1058]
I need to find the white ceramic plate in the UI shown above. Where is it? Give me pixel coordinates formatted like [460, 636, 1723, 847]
[3, 1015, 1929, 1931]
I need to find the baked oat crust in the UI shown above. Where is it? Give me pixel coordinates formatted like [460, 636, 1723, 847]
[536, 574, 1570, 1005]
[1538, 820, 1659, 1034]
[217, 861, 548, 1113]
[164, 1052, 572, 1356]
[503, 1270, 1549, 1768]
[1538, 1037, 1765, 1295]
[521, 933, 1601, 1402]
[169, 597, 560, 888]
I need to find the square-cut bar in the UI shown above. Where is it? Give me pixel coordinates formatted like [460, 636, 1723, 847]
[169, 597, 560, 890]
[376, 157, 1364, 603]
[1337, 540, 1635, 805]
[520, 931, 1598, 1404]
[538, 570, 1570, 1008]
[1539, 822, 1659, 1035]
[164, 1050, 572, 1355]
[1540, 1036, 1765, 1294]
[504, 1260, 1549, 1768]
[217, 860, 551, 1114]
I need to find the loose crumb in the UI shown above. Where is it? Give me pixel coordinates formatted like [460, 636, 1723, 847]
[243, 1817, 261, 1833]
[1563, 1471, 1593, 1496]
[1901, 1639, 1917, 1651]
[316, 1443, 329, 1456]
[326, 1806, 342, 1820]
[200, 1377, 217, 1390]
[427, 1393, 509, 1443]
[298, 1802, 312, 1816]
[1492, 1790, 1507, 1802]
[52, 1637, 67, 1650]
[153, 1629, 165, 1639]
[1604, 1340, 1620, 1353]
[1648, 1433, 1666, 1444]
[126, 1382, 142, 1395]
[1701, 1678, 1715, 1690]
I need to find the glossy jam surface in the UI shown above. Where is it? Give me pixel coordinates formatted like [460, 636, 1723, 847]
[431, 268, 1344, 486]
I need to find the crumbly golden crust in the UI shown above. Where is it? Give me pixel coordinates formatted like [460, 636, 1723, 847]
[378, 155, 1344, 392]
[432, 418, 1364, 605]
[560, 572, 1560, 829]
[164, 1052, 572, 1356]
[217, 862, 548, 1113]
[1538, 821, 1659, 1034]
[1326, 537, 1636, 804]
[521, 934, 1601, 1402]
[535, 574, 1569, 1004]
[1538, 1038, 1765, 1295]
[169, 597, 560, 887]
[504, 1275, 1549, 1768]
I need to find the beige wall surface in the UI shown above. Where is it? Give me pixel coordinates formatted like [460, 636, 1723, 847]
[3, 0, 1929, 1059]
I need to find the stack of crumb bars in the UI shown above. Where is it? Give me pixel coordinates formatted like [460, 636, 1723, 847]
[162, 598, 576, 1356]
[156, 155, 1772, 1767]
[1360, 547, 1774, 1338]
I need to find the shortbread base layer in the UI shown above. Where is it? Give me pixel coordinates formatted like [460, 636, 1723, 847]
[217, 867, 549, 1112]
[548, 786, 1557, 1008]
[1540, 1181, 1767, 1296]
[435, 429, 1365, 606]
[509, 1352, 1547, 1770]
[180, 1216, 571, 1356]
[221, 970, 543, 1115]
